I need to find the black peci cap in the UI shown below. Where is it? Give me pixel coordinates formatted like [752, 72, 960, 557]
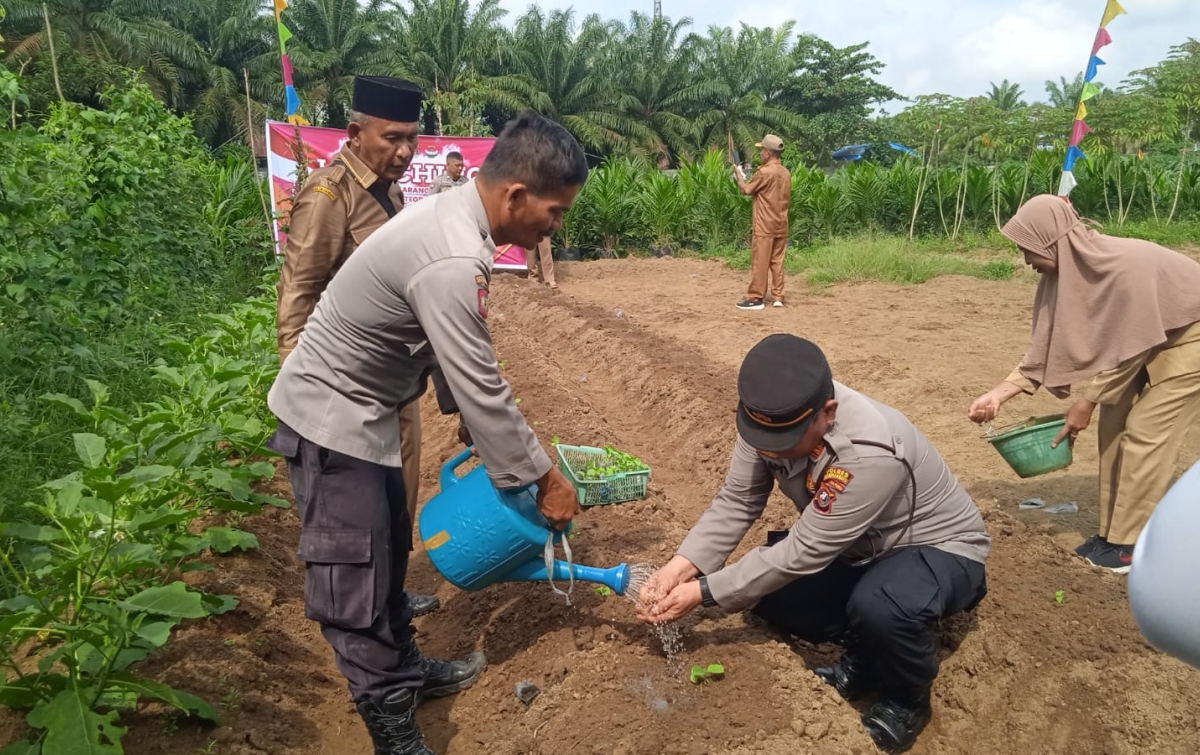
[736, 334, 834, 452]
[352, 76, 424, 123]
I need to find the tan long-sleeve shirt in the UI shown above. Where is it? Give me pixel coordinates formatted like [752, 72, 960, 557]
[677, 383, 990, 611]
[267, 180, 551, 489]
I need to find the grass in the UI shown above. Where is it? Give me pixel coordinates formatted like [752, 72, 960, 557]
[689, 233, 1018, 286]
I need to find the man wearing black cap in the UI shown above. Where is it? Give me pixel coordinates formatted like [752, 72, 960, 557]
[276, 75, 446, 620]
[636, 335, 990, 754]
[267, 110, 588, 754]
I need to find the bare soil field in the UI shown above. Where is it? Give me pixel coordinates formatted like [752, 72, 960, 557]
[52, 257, 1200, 754]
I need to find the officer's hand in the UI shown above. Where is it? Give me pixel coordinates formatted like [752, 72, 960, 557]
[457, 422, 473, 447]
[639, 581, 702, 624]
[535, 465, 581, 532]
[1053, 398, 1096, 448]
[968, 392, 1002, 423]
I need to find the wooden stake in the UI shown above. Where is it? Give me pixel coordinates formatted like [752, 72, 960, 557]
[42, 4, 64, 103]
[244, 68, 274, 232]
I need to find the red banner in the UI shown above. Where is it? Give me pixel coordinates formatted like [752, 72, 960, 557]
[264, 121, 527, 269]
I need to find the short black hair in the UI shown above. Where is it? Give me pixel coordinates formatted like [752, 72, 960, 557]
[478, 111, 588, 195]
[446, 151, 463, 161]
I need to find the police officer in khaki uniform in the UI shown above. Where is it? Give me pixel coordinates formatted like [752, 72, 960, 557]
[734, 134, 791, 310]
[266, 111, 587, 754]
[276, 75, 442, 617]
[427, 151, 468, 195]
[528, 236, 557, 289]
[637, 335, 990, 754]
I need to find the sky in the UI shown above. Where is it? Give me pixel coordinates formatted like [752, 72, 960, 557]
[495, 0, 1198, 110]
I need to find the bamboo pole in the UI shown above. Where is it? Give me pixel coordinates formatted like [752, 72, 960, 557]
[42, 4, 64, 103]
[244, 69, 274, 234]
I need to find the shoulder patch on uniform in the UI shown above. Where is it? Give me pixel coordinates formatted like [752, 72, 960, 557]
[812, 466, 853, 515]
[312, 185, 338, 202]
[809, 442, 826, 460]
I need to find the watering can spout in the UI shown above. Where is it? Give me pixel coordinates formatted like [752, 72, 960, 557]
[504, 560, 631, 596]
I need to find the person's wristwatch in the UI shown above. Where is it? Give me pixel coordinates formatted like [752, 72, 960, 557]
[698, 576, 717, 608]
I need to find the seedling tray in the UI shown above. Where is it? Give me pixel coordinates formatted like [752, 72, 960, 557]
[556, 444, 650, 507]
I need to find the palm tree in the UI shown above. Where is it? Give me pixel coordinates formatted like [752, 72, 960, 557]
[987, 79, 1025, 111]
[1045, 73, 1085, 109]
[164, 0, 277, 147]
[286, 0, 401, 127]
[510, 9, 647, 153]
[396, 0, 532, 135]
[607, 12, 704, 161]
[690, 24, 804, 159]
[4, 0, 200, 102]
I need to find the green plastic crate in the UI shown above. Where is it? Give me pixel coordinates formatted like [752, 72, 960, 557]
[556, 444, 650, 507]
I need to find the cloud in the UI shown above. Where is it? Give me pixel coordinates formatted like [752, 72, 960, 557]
[499, 0, 1199, 103]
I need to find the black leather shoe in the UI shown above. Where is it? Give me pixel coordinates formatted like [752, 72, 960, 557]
[419, 651, 487, 701]
[406, 591, 441, 617]
[356, 689, 435, 755]
[815, 651, 878, 701]
[861, 693, 933, 754]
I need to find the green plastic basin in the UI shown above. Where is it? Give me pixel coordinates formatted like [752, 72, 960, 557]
[987, 414, 1074, 479]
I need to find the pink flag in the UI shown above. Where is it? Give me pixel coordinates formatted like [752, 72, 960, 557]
[1092, 28, 1112, 56]
[282, 54, 295, 87]
[1070, 120, 1093, 147]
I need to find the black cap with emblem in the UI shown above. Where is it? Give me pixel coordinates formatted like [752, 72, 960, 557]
[352, 76, 424, 123]
[736, 334, 834, 452]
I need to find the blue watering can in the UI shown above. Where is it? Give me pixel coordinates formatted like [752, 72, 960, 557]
[418, 447, 631, 596]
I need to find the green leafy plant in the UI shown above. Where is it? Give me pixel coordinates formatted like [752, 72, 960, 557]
[578, 446, 650, 480]
[1055, 589, 1066, 605]
[689, 663, 725, 684]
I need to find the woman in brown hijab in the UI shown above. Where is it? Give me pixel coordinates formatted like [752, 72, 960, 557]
[968, 194, 1200, 573]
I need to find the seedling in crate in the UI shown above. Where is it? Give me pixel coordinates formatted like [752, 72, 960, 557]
[579, 446, 649, 481]
[689, 663, 725, 684]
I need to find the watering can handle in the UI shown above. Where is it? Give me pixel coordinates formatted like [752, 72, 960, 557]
[439, 446, 476, 490]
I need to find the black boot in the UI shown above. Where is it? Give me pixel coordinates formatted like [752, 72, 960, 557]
[356, 689, 435, 755]
[405, 590, 441, 617]
[419, 651, 487, 701]
[861, 688, 933, 754]
[815, 650, 878, 701]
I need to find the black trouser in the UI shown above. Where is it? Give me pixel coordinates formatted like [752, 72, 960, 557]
[269, 421, 423, 703]
[752, 536, 987, 699]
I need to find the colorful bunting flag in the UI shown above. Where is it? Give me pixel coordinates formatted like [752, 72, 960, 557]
[1070, 120, 1093, 146]
[1085, 56, 1105, 82]
[1092, 28, 1112, 56]
[1057, 170, 1077, 197]
[1101, 0, 1126, 29]
[1076, 102, 1087, 121]
[273, 0, 308, 125]
[1064, 146, 1087, 172]
[1080, 82, 1101, 101]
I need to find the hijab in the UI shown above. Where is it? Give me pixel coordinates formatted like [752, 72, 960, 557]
[1001, 194, 1200, 398]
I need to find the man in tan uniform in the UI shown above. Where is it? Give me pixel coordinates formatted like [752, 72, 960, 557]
[427, 150, 468, 195]
[266, 110, 586, 753]
[276, 75, 441, 617]
[735, 134, 791, 310]
[527, 236, 557, 289]
[637, 335, 990, 754]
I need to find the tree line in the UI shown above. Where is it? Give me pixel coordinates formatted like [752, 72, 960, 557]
[1, 1, 1196, 168]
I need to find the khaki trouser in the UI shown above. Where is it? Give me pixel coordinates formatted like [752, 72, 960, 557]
[748, 235, 787, 301]
[1097, 369, 1200, 545]
[399, 400, 422, 529]
[528, 237, 556, 286]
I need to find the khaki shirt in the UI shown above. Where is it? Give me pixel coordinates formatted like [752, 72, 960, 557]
[277, 145, 404, 362]
[267, 180, 551, 489]
[1005, 320, 1200, 402]
[428, 173, 469, 195]
[746, 161, 791, 237]
[677, 382, 990, 611]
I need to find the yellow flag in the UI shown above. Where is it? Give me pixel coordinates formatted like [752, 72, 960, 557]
[1076, 102, 1087, 121]
[274, 0, 288, 21]
[1101, 0, 1125, 29]
[288, 113, 310, 126]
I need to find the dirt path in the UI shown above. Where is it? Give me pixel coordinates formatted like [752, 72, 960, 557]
[105, 258, 1200, 754]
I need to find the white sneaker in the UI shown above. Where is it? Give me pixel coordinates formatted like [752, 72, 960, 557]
[773, 300, 784, 308]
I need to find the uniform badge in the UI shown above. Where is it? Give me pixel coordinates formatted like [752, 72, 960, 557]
[475, 275, 489, 319]
[812, 466, 852, 515]
[312, 185, 338, 201]
[809, 442, 826, 460]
